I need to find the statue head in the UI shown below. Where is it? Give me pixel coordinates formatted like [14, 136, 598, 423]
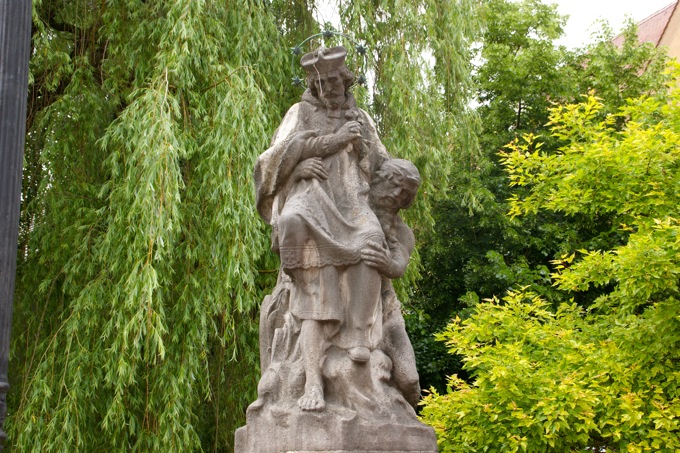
[301, 46, 355, 109]
[372, 159, 421, 211]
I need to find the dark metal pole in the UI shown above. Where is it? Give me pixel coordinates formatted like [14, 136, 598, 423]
[0, 0, 32, 450]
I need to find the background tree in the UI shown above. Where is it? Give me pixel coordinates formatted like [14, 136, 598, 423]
[8, 0, 479, 450]
[421, 66, 680, 452]
[13, 2, 297, 450]
[410, 0, 668, 393]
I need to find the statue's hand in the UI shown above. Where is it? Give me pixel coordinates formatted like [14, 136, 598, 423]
[292, 157, 328, 182]
[335, 120, 363, 146]
[361, 240, 391, 274]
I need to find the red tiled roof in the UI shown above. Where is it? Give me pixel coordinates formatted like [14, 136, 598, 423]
[613, 1, 678, 47]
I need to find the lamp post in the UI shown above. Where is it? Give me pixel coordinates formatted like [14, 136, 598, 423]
[0, 0, 31, 450]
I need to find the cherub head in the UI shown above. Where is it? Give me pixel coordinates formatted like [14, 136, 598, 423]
[371, 159, 421, 213]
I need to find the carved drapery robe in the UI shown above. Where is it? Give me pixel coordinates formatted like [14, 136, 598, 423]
[254, 91, 389, 328]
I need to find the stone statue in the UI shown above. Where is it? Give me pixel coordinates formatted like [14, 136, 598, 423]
[236, 46, 438, 453]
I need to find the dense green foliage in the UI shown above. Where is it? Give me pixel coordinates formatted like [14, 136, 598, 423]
[421, 66, 680, 452]
[14, 1, 295, 450]
[9, 0, 479, 451]
[409, 0, 668, 392]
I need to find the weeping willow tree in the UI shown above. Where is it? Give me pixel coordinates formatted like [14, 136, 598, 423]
[338, 0, 483, 289]
[8, 0, 480, 451]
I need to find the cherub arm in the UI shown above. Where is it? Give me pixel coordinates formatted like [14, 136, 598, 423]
[361, 219, 415, 279]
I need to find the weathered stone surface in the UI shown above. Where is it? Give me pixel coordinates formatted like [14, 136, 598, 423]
[236, 407, 437, 452]
[236, 45, 436, 452]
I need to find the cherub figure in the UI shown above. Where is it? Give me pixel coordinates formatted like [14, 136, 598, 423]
[365, 158, 423, 407]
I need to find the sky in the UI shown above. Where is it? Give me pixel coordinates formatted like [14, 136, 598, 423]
[554, 0, 676, 48]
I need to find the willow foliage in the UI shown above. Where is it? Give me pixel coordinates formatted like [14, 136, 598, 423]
[341, 0, 481, 221]
[9, 0, 478, 451]
[338, 0, 482, 291]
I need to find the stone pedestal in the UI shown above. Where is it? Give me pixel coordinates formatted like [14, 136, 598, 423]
[235, 405, 437, 453]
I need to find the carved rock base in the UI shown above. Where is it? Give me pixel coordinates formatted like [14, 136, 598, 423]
[235, 408, 437, 453]
[235, 344, 437, 453]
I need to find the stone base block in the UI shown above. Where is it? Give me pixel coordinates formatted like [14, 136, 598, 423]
[236, 406, 438, 453]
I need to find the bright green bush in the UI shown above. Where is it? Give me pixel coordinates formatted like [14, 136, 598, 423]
[421, 66, 680, 452]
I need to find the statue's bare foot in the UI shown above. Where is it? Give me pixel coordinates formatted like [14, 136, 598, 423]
[298, 385, 325, 411]
[348, 346, 370, 363]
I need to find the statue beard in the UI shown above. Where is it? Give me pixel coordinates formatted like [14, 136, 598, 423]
[320, 91, 346, 110]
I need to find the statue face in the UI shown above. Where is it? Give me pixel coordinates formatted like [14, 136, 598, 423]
[372, 173, 415, 211]
[313, 70, 346, 110]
